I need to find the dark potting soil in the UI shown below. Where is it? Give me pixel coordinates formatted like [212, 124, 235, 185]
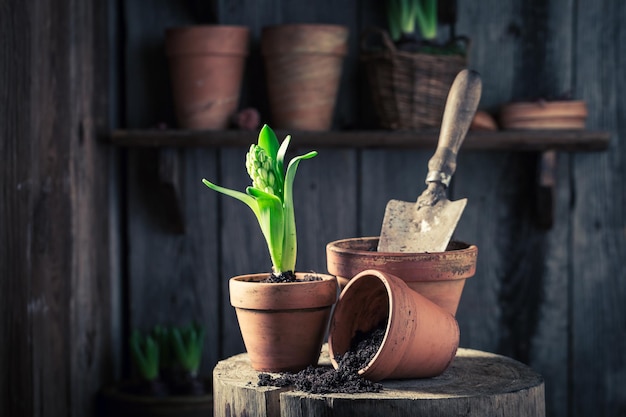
[257, 321, 387, 394]
[261, 271, 322, 283]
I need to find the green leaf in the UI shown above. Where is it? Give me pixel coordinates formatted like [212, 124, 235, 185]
[151, 326, 173, 368]
[201, 126, 317, 276]
[202, 179, 261, 219]
[280, 151, 317, 272]
[130, 330, 159, 381]
[171, 324, 205, 376]
[247, 187, 285, 272]
[415, 0, 437, 39]
[401, 0, 416, 34]
[257, 124, 280, 162]
[276, 134, 291, 183]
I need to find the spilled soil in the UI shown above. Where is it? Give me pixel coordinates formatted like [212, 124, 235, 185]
[258, 321, 387, 394]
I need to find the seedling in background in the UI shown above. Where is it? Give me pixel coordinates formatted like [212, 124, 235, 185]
[171, 323, 205, 378]
[151, 325, 175, 377]
[388, 0, 437, 42]
[202, 124, 317, 278]
[130, 330, 159, 382]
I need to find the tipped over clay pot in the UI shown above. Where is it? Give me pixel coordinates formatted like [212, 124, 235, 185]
[328, 269, 459, 381]
[326, 236, 477, 316]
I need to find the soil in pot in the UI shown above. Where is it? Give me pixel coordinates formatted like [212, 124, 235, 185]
[257, 324, 386, 394]
[261, 270, 322, 283]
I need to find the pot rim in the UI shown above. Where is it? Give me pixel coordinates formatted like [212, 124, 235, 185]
[229, 272, 338, 310]
[260, 24, 349, 56]
[165, 26, 250, 57]
[327, 236, 477, 257]
[166, 24, 250, 31]
[261, 23, 349, 32]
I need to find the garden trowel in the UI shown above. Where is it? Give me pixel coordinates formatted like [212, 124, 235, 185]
[378, 69, 482, 253]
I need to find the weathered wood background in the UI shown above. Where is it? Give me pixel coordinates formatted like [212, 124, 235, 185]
[1, 0, 624, 416]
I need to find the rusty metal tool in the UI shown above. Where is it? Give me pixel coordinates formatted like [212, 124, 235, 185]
[378, 69, 482, 253]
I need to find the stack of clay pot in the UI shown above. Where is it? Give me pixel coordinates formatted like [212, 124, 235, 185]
[326, 237, 478, 381]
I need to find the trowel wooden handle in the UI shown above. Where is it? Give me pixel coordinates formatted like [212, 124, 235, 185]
[426, 69, 482, 187]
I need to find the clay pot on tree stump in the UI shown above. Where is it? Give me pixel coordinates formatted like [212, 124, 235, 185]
[165, 25, 249, 130]
[260, 24, 349, 131]
[326, 237, 477, 316]
[229, 273, 338, 372]
[328, 269, 460, 381]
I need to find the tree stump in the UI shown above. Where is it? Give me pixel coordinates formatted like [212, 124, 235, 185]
[213, 347, 545, 417]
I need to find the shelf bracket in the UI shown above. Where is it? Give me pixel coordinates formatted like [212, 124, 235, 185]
[157, 147, 186, 234]
[534, 150, 556, 229]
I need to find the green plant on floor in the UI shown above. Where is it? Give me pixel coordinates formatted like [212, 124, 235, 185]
[130, 330, 160, 382]
[171, 322, 206, 395]
[129, 323, 207, 397]
[202, 124, 317, 280]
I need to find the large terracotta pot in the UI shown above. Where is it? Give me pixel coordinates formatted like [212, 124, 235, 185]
[328, 269, 459, 381]
[326, 237, 477, 316]
[260, 24, 348, 131]
[229, 273, 338, 372]
[165, 25, 249, 130]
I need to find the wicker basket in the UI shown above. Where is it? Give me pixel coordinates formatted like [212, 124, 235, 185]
[361, 28, 469, 129]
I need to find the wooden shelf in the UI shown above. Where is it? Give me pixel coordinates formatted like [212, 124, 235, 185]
[111, 129, 611, 152]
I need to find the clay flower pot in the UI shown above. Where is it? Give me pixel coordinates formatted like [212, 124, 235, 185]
[229, 273, 338, 372]
[328, 269, 459, 381]
[165, 25, 249, 130]
[261, 24, 349, 131]
[500, 100, 587, 130]
[326, 237, 477, 316]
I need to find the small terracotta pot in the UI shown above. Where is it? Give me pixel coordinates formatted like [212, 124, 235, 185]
[261, 24, 349, 131]
[328, 269, 459, 381]
[229, 273, 338, 372]
[165, 25, 249, 130]
[326, 237, 477, 316]
[500, 100, 587, 130]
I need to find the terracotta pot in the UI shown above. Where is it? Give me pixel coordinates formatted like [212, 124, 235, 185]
[328, 269, 459, 381]
[229, 273, 338, 372]
[97, 381, 213, 417]
[500, 100, 587, 130]
[261, 24, 349, 131]
[165, 25, 249, 130]
[326, 237, 477, 316]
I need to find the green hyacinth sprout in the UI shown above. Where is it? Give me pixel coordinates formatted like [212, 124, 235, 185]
[202, 125, 317, 275]
[388, 0, 438, 41]
[130, 330, 159, 382]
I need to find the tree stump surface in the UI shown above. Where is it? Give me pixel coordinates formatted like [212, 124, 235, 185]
[213, 346, 545, 417]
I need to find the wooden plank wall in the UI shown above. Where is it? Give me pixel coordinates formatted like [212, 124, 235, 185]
[0, 1, 114, 417]
[120, 1, 626, 417]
